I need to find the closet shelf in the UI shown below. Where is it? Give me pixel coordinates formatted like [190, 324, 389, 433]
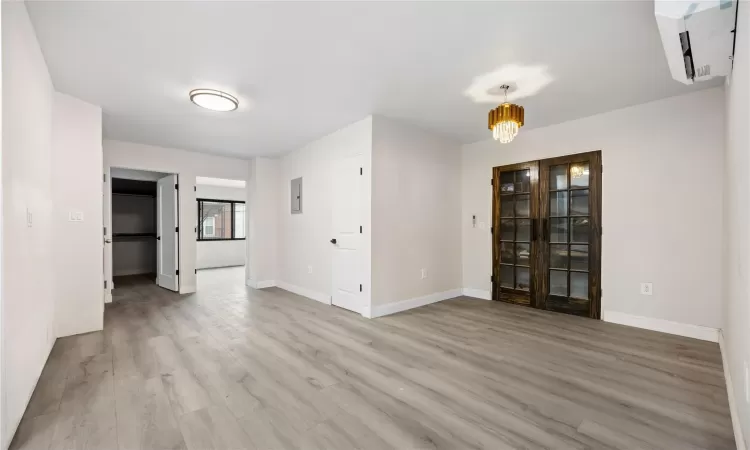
[113, 232, 157, 240]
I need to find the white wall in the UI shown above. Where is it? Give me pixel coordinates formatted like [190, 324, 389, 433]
[51, 92, 103, 338]
[722, 2, 750, 446]
[1, 3, 56, 447]
[104, 140, 250, 294]
[246, 157, 279, 286]
[462, 87, 725, 330]
[275, 117, 372, 303]
[371, 116, 462, 308]
[196, 184, 246, 269]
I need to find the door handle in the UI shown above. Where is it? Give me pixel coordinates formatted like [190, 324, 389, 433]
[104, 239, 112, 244]
[157, 236, 161, 241]
[330, 238, 337, 244]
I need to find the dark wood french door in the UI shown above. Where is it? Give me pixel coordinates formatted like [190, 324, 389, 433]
[492, 151, 602, 319]
[491, 162, 540, 307]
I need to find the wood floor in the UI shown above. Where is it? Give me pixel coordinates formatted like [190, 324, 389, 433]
[11, 267, 734, 450]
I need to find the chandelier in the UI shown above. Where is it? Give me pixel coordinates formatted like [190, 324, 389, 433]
[488, 85, 524, 143]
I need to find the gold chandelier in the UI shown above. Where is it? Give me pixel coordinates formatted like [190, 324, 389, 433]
[488, 85, 524, 143]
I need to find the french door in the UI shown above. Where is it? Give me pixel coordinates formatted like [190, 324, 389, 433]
[492, 161, 540, 307]
[492, 151, 601, 318]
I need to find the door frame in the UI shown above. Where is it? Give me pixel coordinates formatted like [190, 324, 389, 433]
[104, 166, 182, 299]
[491, 151, 602, 319]
[491, 161, 540, 306]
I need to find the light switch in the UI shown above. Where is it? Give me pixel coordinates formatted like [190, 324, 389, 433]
[69, 211, 84, 222]
[26, 209, 33, 228]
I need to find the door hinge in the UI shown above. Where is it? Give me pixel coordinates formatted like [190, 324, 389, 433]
[104, 280, 107, 289]
[360, 167, 363, 175]
[490, 226, 493, 234]
[195, 269, 197, 274]
[175, 227, 179, 232]
[491, 275, 494, 282]
[103, 227, 107, 236]
[360, 225, 362, 233]
[176, 269, 179, 275]
[360, 284, 363, 292]
[175, 184, 179, 190]
[491, 179, 494, 186]
[194, 186, 196, 192]
[103, 174, 107, 182]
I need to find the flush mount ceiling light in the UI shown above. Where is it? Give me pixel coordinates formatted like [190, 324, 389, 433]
[189, 89, 238, 112]
[488, 85, 524, 144]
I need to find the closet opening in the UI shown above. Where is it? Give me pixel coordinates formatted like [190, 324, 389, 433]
[108, 168, 180, 296]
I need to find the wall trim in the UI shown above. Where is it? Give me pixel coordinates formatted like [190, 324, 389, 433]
[602, 310, 719, 342]
[245, 279, 276, 289]
[276, 281, 331, 305]
[370, 288, 462, 318]
[719, 330, 747, 450]
[461, 288, 492, 300]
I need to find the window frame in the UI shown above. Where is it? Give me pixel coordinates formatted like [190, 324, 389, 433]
[197, 198, 247, 241]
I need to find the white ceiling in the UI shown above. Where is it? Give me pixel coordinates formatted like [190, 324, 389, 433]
[27, 1, 721, 159]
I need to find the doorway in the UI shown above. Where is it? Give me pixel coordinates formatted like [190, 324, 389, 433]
[194, 177, 247, 290]
[107, 168, 180, 296]
[492, 151, 602, 318]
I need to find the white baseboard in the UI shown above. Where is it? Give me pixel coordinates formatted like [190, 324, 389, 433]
[276, 281, 331, 305]
[719, 330, 747, 450]
[246, 279, 276, 289]
[602, 310, 719, 342]
[461, 288, 492, 300]
[370, 288, 462, 318]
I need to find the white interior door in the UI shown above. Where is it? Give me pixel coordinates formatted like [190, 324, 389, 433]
[157, 174, 179, 291]
[103, 169, 113, 303]
[331, 155, 364, 313]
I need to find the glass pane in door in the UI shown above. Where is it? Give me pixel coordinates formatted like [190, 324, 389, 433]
[545, 160, 592, 317]
[495, 166, 536, 306]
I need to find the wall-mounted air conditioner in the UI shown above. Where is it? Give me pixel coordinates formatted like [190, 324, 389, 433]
[655, 1, 737, 84]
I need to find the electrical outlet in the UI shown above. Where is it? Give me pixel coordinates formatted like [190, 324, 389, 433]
[26, 208, 33, 228]
[421, 268, 428, 279]
[640, 282, 653, 296]
[307, 265, 313, 274]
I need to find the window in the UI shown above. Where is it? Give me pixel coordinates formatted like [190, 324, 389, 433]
[197, 199, 246, 240]
[203, 217, 215, 238]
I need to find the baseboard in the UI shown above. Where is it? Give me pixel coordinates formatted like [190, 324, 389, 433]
[276, 281, 331, 305]
[246, 279, 276, 289]
[370, 288, 462, 318]
[461, 288, 492, 300]
[602, 310, 719, 342]
[719, 330, 747, 450]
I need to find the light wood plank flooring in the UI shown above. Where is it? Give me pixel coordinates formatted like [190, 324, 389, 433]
[11, 267, 735, 449]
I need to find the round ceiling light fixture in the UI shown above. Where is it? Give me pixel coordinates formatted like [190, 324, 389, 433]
[189, 89, 239, 112]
